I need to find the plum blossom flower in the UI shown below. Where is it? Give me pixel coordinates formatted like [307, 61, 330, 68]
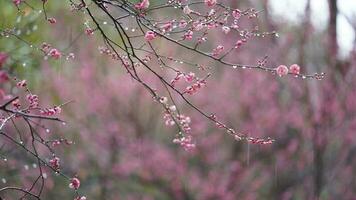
[232, 9, 242, 19]
[160, 22, 173, 33]
[276, 65, 289, 76]
[183, 5, 193, 15]
[222, 26, 231, 34]
[16, 80, 27, 88]
[183, 30, 193, 40]
[74, 197, 87, 200]
[144, 31, 156, 41]
[47, 17, 57, 24]
[13, 0, 21, 6]
[179, 20, 187, 28]
[289, 64, 301, 75]
[205, 0, 217, 7]
[69, 177, 80, 190]
[173, 135, 196, 151]
[49, 48, 61, 59]
[135, 0, 149, 10]
[212, 45, 224, 57]
[185, 72, 195, 82]
[49, 157, 60, 171]
[85, 28, 94, 35]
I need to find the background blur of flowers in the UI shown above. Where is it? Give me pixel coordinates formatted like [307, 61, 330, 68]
[0, 0, 355, 199]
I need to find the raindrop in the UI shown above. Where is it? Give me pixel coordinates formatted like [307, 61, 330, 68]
[232, 65, 237, 69]
[45, 129, 50, 133]
[1, 178, 6, 184]
[24, 165, 29, 170]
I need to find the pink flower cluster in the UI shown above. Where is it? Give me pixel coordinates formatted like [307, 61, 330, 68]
[41, 43, 62, 59]
[276, 64, 301, 77]
[173, 135, 196, 151]
[40, 106, 62, 116]
[184, 79, 207, 95]
[26, 94, 39, 108]
[212, 45, 224, 57]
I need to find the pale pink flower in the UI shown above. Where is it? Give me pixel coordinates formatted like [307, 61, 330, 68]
[144, 31, 156, 41]
[179, 20, 187, 28]
[232, 9, 242, 19]
[289, 64, 301, 75]
[69, 178, 80, 190]
[85, 28, 94, 35]
[212, 45, 224, 56]
[204, 0, 217, 7]
[49, 157, 60, 171]
[276, 65, 289, 76]
[16, 80, 27, 88]
[47, 17, 57, 24]
[49, 48, 62, 59]
[135, 0, 149, 10]
[13, 0, 21, 6]
[185, 72, 195, 82]
[183, 30, 193, 40]
[222, 26, 231, 34]
[183, 5, 192, 15]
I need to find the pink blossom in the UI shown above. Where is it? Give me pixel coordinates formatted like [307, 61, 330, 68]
[49, 48, 62, 59]
[185, 72, 195, 82]
[193, 21, 204, 31]
[183, 5, 192, 15]
[289, 64, 301, 75]
[69, 177, 80, 190]
[222, 26, 231, 34]
[16, 80, 27, 88]
[212, 45, 224, 56]
[183, 30, 193, 40]
[179, 20, 187, 28]
[205, 0, 217, 7]
[160, 22, 173, 33]
[13, 0, 21, 6]
[135, 0, 150, 10]
[85, 28, 94, 35]
[49, 157, 60, 171]
[74, 196, 87, 200]
[173, 135, 195, 151]
[144, 31, 156, 41]
[276, 65, 289, 76]
[47, 17, 57, 24]
[232, 9, 242, 19]
[235, 40, 244, 48]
